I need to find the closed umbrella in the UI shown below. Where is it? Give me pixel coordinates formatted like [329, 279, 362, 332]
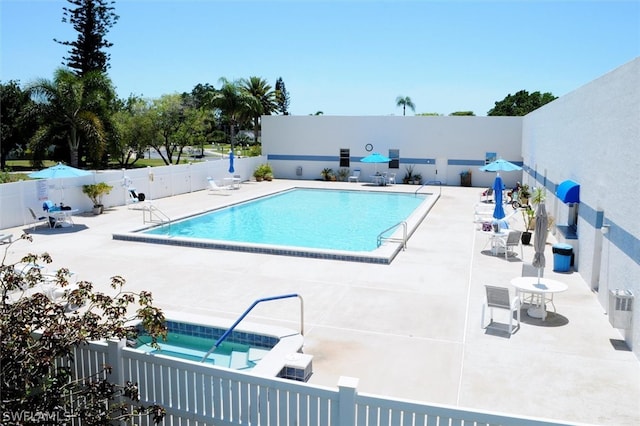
[228, 151, 235, 174]
[532, 202, 549, 283]
[492, 174, 506, 220]
[28, 163, 92, 203]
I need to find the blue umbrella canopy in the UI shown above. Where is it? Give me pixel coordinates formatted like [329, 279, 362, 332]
[360, 152, 391, 163]
[28, 163, 92, 179]
[228, 151, 235, 174]
[479, 158, 522, 173]
[492, 175, 506, 219]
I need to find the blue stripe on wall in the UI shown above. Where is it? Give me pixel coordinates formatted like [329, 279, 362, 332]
[267, 154, 437, 164]
[524, 164, 639, 266]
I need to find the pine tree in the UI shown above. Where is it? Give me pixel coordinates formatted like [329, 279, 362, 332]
[275, 77, 290, 115]
[54, 0, 119, 76]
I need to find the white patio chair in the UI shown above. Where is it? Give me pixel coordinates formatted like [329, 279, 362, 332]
[348, 169, 361, 183]
[0, 234, 13, 244]
[28, 208, 51, 229]
[495, 230, 523, 259]
[482, 285, 521, 335]
[387, 172, 396, 185]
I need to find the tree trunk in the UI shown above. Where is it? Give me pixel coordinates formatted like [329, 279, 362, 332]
[68, 127, 80, 168]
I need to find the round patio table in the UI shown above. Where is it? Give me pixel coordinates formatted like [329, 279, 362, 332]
[510, 277, 568, 321]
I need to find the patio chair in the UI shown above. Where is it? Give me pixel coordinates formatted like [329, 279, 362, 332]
[0, 234, 13, 244]
[495, 230, 523, 259]
[482, 285, 521, 334]
[348, 169, 361, 183]
[520, 263, 555, 312]
[28, 207, 51, 229]
[480, 187, 493, 202]
[387, 172, 396, 185]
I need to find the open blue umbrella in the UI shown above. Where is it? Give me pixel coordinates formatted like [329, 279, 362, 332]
[28, 163, 92, 179]
[479, 158, 522, 173]
[28, 163, 92, 202]
[360, 152, 391, 173]
[492, 175, 506, 219]
[228, 151, 235, 174]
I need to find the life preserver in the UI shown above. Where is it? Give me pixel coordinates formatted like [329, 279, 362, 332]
[365, 143, 373, 152]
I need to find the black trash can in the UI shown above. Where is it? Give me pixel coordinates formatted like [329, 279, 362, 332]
[552, 243, 573, 272]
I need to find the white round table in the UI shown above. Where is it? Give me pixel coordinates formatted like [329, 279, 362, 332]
[510, 277, 568, 320]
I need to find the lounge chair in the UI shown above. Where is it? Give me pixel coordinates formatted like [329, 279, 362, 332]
[482, 285, 521, 335]
[28, 207, 51, 229]
[348, 169, 361, 183]
[0, 234, 13, 244]
[207, 177, 231, 193]
[480, 188, 493, 203]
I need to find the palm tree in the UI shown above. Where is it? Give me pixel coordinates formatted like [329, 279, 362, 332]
[28, 68, 113, 167]
[208, 78, 258, 150]
[395, 96, 415, 116]
[240, 77, 277, 144]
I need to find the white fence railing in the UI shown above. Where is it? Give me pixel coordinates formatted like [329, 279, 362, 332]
[0, 157, 263, 230]
[72, 339, 573, 426]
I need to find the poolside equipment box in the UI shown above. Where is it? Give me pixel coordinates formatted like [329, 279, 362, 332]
[552, 243, 573, 272]
[609, 289, 634, 329]
[296, 166, 303, 176]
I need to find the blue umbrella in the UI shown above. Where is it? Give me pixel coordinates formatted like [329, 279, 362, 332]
[28, 163, 92, 202]
[228, 151, 235, 174]
[360, 152, 391, 173]
[28, 163, 92, 179]
[479, 158, 522, 173]
[492, 175, 506, 219]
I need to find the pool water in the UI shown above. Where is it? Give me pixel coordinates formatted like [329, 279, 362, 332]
[136, 332, 270, 370]
[144, 188, 428, 252]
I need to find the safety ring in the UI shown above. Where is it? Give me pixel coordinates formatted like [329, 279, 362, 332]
[365, 143, 373, 152]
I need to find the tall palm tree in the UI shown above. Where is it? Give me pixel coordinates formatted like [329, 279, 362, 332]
[395, 96, 416, 116]
[240, 77, 277, 144]
[28, 68, 113, 167]
[209, 78, 258, 150]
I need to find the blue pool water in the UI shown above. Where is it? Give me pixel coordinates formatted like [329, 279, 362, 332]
[136, 332, 269, 370]
[143, 188, 428, 252]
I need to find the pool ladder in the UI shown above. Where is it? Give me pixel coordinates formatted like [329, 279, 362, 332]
[142, 203, 170, 224]
[201, 293, 304, 363]
[377, 221, 407, 250]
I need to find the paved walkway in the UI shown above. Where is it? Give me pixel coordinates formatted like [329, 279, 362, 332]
[2, 180, 639, 425]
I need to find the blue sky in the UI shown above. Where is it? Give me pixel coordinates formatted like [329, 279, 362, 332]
[2, 0, 639, 116]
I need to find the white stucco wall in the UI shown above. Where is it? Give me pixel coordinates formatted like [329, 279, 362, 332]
[262, 116, 523, 188]
[522, 57, 640, 355]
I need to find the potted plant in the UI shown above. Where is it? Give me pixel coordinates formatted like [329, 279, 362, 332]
[253, 163, 272, 182]
[460, 169, 472, 186]
[519, 184, 531, 205]
[82, 182, 113, 215]
[337, 168, 350, 182]
[403, 165, 414, 184]
[413, 173, 422, 185]
[320, 168, 334, 181]
[521, 207, 535, 244]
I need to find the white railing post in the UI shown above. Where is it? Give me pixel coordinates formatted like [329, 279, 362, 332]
[338, 376, 359, 426]
[107, 338, 125, 386]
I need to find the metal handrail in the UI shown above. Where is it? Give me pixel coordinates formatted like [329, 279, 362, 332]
[201, 293, 304, 362]
[142, 204, 170, 224]
[416, 180, 442, 196]
[377, 221, 407, 250]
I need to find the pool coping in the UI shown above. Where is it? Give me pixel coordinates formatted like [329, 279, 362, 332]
[126, 310, 305, 378]
[112, 186, 439, 264]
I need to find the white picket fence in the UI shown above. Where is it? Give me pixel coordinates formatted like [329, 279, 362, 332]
[71, 339, 573, 426]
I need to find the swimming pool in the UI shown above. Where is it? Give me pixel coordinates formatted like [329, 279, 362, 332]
[114, 187, 437, 264]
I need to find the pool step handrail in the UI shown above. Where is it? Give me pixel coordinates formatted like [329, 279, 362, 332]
[142, 203, 170, 224]
[377, 221, 407, 250]
[201, 293, 304, 363]
[416, 180, 442, 196]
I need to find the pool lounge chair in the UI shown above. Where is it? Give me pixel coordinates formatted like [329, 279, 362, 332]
[0, 234, 12, 244]
[207, 177, 231, 193]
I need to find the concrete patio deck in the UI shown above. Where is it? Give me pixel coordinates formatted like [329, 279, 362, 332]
[2, 180, 638, 425]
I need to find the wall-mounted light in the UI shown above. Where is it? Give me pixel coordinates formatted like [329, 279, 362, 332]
[601, 223, 610, 234]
